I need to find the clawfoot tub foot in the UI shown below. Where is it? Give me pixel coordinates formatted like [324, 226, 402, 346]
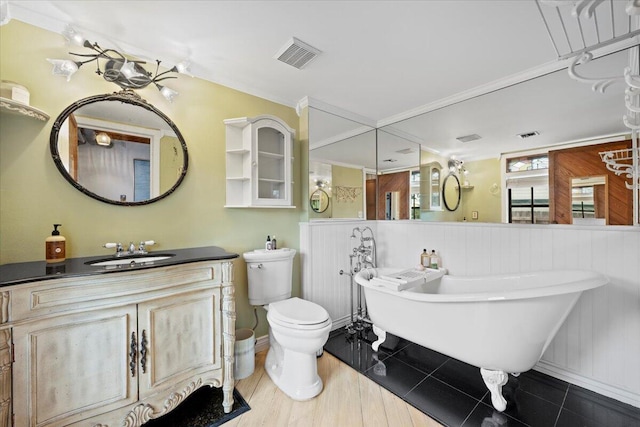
[371, 324, 386, 352]
[480, 368, 509, 412]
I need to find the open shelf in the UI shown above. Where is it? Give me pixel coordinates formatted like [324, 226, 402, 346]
[0, 97, 49, 121]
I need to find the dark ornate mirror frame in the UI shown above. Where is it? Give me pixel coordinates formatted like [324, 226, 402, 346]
[442, 173, 461, 212]
[50, 90, 189, 206]
[310, 188, 330, 213]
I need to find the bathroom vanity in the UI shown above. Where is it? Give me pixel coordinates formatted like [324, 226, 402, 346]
[0, 246, 238, 427]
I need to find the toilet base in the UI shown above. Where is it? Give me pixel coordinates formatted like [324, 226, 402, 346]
[265, 342, 324, 401]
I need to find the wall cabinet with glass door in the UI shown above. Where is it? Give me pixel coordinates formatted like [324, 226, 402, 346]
[224, 115, 295, 208]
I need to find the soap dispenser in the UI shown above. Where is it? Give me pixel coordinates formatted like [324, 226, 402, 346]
[429, 250, 440, 269]
[46, 224, 66, 263]
[421, 249, 430, 267]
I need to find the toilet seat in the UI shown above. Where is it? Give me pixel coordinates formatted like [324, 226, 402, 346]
[268, 297, 330, 330]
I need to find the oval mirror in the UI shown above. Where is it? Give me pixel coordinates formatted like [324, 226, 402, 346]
[50, 91, 188, 206]
[310, 189, 330, 213]
[442, 173, 461, 211]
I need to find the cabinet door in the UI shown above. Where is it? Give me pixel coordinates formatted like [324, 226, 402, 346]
[12, 306, 137, 427]
[137, 288, 221, 399]
[252, 119, 292, 206]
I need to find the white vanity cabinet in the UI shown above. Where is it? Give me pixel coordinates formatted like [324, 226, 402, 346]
[5, 259, 236, 427]
[224, 115, 295, 208]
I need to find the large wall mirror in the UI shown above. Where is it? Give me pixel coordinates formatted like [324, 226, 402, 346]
[306, 46, 637, 226]
[571, 176, 608, 225]
[376, 128, 421, 220]
[50, 91, 188, 206]
[378, 47, 635, 225]
[308, 107, 376, 220]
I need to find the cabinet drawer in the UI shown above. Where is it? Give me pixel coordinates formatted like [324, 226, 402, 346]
[10, 262, 222, 322]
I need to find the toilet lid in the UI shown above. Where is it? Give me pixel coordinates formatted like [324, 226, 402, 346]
[269, 297, 329, 325]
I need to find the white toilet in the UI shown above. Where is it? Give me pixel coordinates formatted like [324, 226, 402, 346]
[243, 248, 332, 400]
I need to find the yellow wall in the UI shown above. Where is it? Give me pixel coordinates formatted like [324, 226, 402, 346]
[420, 152, 461, 221]
[461, 157, 502, 223]
[331, 165, 363, 218]
[0, 20, 301, 337]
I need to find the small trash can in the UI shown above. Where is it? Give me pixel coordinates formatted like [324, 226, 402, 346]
[234, 328, 255, 380]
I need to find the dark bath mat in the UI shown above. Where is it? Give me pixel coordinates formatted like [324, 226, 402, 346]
[143, 387, 250, 427]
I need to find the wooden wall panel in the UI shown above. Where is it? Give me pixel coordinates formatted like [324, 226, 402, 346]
[366, 179, 376, 220]
[377, 171, 410, 220]
[549, 141, 633, 225]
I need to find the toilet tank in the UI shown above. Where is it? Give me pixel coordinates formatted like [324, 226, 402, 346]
[243, 248, 296, 306]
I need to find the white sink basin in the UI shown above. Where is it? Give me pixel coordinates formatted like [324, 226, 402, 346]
[86, 254, 174, 267]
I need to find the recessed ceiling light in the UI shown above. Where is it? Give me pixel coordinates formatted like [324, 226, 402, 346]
[456, 134, 482, 143]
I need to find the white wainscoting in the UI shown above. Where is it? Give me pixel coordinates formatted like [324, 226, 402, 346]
[300, 220, 640, 408]
[300, 221, 377, 329]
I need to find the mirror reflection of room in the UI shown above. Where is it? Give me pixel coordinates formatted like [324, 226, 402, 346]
[571, 176, 608, 225]
[52, 97, 187, 205]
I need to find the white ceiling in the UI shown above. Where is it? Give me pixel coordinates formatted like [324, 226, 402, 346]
[5, 0, 639, 162]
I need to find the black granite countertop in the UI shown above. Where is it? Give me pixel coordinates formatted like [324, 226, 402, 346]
[0, 246, 239, 287]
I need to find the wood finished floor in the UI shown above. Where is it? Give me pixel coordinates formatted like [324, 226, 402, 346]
[223, 350, 443, 427]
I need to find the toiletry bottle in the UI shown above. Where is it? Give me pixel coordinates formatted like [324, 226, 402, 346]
[266, 235, 272, 250]
[46, 224, 66, 263]
[272, 235, 277, 250]
[430, 250, 440, 269]
[421, 249, 430, 267]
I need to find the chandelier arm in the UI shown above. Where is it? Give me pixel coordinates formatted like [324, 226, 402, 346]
[154, 67, 179, 79]
[153, 76, 178, 83]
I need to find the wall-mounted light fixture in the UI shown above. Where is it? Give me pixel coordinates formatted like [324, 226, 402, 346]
[448, 158, 471, 185]
[47, 26, 191, 102]
[95, 132, 111, 147]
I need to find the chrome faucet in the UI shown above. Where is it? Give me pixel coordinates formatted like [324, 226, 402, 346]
[103, 240, 155, 257]
[343, 226, 377, 334]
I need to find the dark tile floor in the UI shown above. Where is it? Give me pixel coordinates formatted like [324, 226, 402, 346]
[324, 328, 640, 427]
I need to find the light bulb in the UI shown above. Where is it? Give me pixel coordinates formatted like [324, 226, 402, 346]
[158, 85, 178, 103]
[175, 61, 193, 76]
[95, 132, 111, 146]
[46, 59, 79, 81]
[61, 26, 86, 46]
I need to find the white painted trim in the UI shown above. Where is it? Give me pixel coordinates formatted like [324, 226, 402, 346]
[254, 334, 270, 353]
[309, 126, 375, 150]
[376, 39, 640, 128]
[299, 97, 377, 128]
[378, 125, 426, 145]
[535, 361, 640, 409]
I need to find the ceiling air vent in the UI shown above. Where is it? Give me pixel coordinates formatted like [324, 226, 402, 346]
[517, 131, 540, 139]
[456, 134, 482, 143]
[275, 37, 321, 69]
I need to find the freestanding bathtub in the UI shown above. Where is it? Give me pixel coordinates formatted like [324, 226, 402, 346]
[355, 268, 608, 411]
